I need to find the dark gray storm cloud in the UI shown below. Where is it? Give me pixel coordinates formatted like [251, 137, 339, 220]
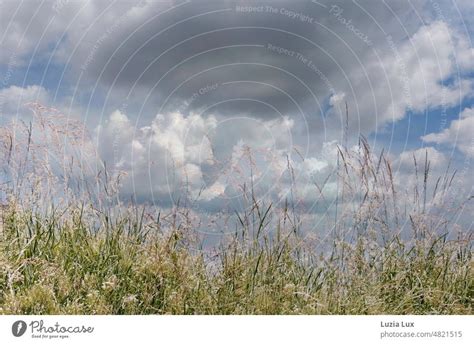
[3, 0, 471, 138]
[57, 0, 432, 129]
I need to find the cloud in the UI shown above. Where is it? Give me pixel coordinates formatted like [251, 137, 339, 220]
[0, 0, 83, 64]
[2, 0, 473, 217]
[75, 4, 473, 147]
[0, 85, 49, 121]
[96, 109, 216, 203]
[94, 106, 471, 217]
[330, 20, 473, 137]
[397, 146, 448, 170]
[3, 1, 473, 139]
[422, 107, 474, 157]
[95, 108, 298, 205]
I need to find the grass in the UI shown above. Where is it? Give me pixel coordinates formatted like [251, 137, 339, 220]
[0, 104, 472, 314]
[0, 201, 471, 315]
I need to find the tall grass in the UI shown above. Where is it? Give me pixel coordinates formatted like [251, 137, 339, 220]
[0, 104, 472, 314]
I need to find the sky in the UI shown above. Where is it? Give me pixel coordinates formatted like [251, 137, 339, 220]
[0, 0, 473, 231]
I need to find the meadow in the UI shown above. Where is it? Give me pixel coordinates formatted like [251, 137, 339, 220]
[0, 104, 472, 314]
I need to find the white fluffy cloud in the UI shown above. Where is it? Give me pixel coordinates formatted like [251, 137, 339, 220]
[96, 110, 216, 200]
[95, 106, 472, 215]
[422, 107, 474, 157]
[0, 85, 50, 121]
[335, 20, 473, 136]
[95, 109, 299, 204]
[397, 146, 448, 170]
